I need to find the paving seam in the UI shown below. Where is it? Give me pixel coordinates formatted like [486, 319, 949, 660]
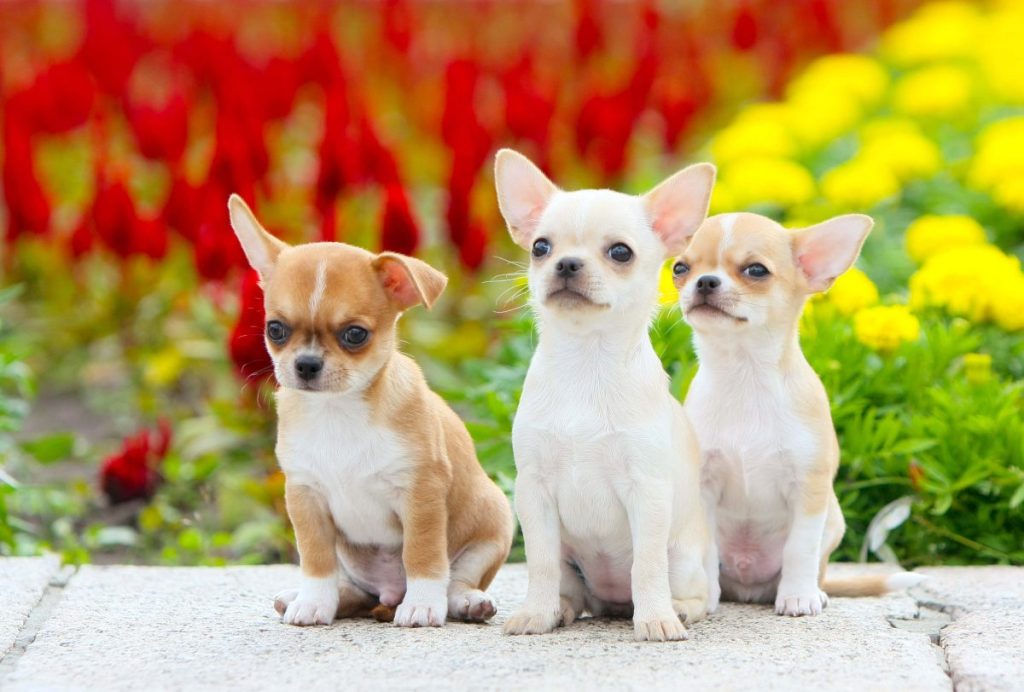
[0, 564, 77, 681]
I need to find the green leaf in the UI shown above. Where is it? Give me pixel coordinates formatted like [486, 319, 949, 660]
[20, 433, 75, 464]
[1010, 484, 1024, 510]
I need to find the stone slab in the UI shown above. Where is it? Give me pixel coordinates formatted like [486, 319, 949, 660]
[0, 555, 60, 658]
[1, 563, 950, 691]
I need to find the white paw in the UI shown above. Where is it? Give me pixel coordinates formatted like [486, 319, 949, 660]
[775, 589, 828, 617]
[672, 597, 708, 624]
[450, 589, 497, 622]
[634, 613, 688, 642]
[394, 578, 448, 628]
[559, 596, 579, 627]
[273, 589, 298, 616]
[280, 577, 339, 626]
[503, 607, 561, 635]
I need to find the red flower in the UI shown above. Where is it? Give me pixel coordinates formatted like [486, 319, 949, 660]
[100, 420, 171, 504]
[229, 269, 274, 383]
[126, 92, 189, 163]
[194, 217, 236, 282]
[162, 175, 202, 242]
[731, 2, 760, 51]
[574, 0, 604, 61]
[79, 0, 144, 97]
[502, 54, 556, 160]
[92, 177, 138, 258]
[458, 220, 488, 272]
[380, 184, 419, 256]
[1, 113, 50, 241]
[382, 0, 414, 54]
[27, 60, 97, 134]
[69, 217, 94, 258]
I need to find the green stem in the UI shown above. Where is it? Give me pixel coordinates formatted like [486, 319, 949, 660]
[912, 515, 1011, 561]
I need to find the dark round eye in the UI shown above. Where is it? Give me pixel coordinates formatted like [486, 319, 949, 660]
[339, 325, 369, 350]
[608, 243, 633, 263]
[266, 320, 290, 344]
[532, 238, 551, 258]
[743, 263, 770, 278]
[672, 261, 690, 277]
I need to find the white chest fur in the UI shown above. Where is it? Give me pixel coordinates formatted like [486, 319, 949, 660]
[275, 390, 409, 548]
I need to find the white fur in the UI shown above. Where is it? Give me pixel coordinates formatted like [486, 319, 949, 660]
[276, 389, 412, 608]
[499, 175, 712, 642]
[395, 578, 448, 628]
[308, 258, 328, 318]
[282, 574, 339, 626]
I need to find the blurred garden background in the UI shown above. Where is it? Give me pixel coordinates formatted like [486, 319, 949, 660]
[0, 0, 1021, 568]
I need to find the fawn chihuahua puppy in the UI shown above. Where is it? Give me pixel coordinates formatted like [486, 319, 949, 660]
[228, 195, 513, 628]
[675, 212, 923, 616]
[494, 149, 714, 642]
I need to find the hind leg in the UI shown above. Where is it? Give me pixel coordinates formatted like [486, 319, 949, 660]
[448, 539, 507, 622]
[669, 540, 710, 625]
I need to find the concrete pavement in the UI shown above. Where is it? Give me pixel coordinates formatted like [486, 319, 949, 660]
[1, 558, 1021, 691]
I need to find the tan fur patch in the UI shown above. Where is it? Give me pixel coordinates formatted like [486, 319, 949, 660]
[285, 483, 338, 579]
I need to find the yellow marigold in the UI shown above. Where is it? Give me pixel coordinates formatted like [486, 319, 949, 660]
[992, 176, 1024, 214]
[854, 305, 921, 352]
[904, 214, 987, 264]
[977, 7, 1024, 104]
[893, 65, 974, 118]
[820, 157, 901, 209]
[968, 117, 1024, 190]
[708, 179, 737, 216]
[711, 118, 798, 165]
[784, 90, 862, 148]
[859, 122, 942, 182]
[880, 2, 982, 67]
[658, 261, 679, 305]
[721, 157, 816, 209]
[826, 268, 879, 315]
[909, 244, 1024, 327]
[962, 352, 993, 385]
[991, 276, 1024, 331]
[787, 54, 890, 109]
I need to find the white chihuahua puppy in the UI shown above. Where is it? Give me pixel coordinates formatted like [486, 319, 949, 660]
[494, 149, 714, 642]
[676, 212, 923, 616]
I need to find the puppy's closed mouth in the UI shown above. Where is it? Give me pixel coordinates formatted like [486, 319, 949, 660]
[687, 302, 747, 322]
[545, 287, 605, 309]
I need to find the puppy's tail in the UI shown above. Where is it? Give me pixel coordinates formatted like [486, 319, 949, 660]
[823, 571, 926, 598]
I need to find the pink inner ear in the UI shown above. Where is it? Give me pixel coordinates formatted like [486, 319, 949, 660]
[379, 260, 418, 307]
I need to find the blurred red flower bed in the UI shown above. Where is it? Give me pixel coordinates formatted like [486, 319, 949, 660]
[2, 0, 920, 271]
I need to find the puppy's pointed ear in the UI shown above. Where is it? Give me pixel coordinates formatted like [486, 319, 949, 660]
[227, 194, 289, 280]
[373, 252, 448, 311]
[494, 148, 558, 249]
[792, 214, 874, 293]
[642, 163, 716, 257]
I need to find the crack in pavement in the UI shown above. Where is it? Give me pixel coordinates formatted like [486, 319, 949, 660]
[0, 565, 77, 680]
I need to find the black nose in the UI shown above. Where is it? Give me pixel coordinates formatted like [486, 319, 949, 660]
[295, 355, 324, 381]
[696, 275, 721, 295]
[556, 257, 583, 278]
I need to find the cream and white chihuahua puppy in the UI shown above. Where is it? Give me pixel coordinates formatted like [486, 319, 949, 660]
[494, 149, 714, 642]
[675, 211, 923, 616]
[228, 195, 513, 628]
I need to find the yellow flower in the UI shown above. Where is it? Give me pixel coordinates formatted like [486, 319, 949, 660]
[909, 244, 1024, 328]
[880, 2, 982, 67]
[992, 176, 1024, 214]
[721, 157, 816, 209]
[892, 65, 974, 118]
[859, 121, 942, 182]
[708, 180, 737, 216]
[787, 54, 890, 109]
[968, 117, 1024, 190]
[977, 6, 1024, 103]
[962, 353, 993, 384]
[820, 157, 901, 209]
[904, 215, 987, 264]
[658, 261, 679, 305]
[854, 305, 921, 352]
[826, 268, 879, 315]
[991, 276, 1024, 331]
[711, 118, 798, 165]
[783, 90, 863, 148]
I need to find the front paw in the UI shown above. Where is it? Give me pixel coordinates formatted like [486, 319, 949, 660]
[503, 607, 561, 635]
[672, 597, 708, 624]
[283, 592, 339, 626]
[450, 590, 498, 622]
[394, 579, 448, 627]
[634, 613, 688, 642]
[775, 589, 828, 617]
